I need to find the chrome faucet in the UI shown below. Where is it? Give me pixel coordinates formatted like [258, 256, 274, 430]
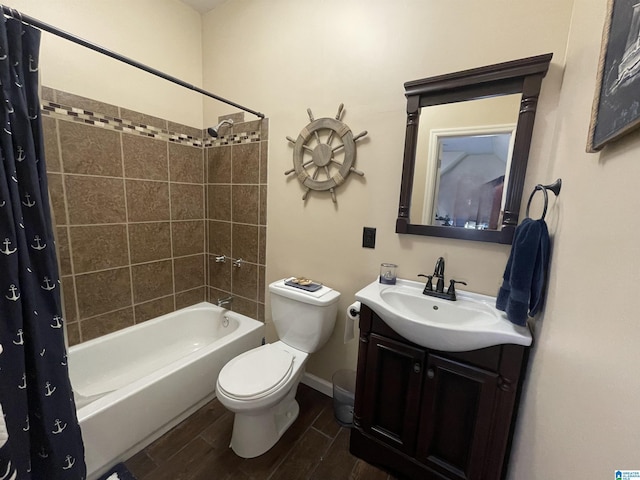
[418, 256, 467, 301]
[217, 296, 233, 308]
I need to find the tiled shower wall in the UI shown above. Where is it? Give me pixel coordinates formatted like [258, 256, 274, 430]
[42, 87, 268, 345]
[206, 113, 268, 322]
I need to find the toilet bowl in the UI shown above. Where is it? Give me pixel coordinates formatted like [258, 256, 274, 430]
[216, 341, 308, 458]
[216, 278, 340, 458]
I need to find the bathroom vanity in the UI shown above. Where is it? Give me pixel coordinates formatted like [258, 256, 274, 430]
[350, 304, 529, 480]
[352, 51, 549, 479]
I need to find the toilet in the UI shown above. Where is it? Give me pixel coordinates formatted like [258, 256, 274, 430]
[215, 278, 340, 458]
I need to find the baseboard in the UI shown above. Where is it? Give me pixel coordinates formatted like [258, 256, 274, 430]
[301, 372, 333, 397]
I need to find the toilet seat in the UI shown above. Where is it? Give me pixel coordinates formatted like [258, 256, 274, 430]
[218, 344, 294, 401]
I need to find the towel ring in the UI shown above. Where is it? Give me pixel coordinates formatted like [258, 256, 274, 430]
[525, 178, 562, 220]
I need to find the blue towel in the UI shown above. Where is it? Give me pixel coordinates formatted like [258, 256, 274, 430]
[496, 218, 550, 326]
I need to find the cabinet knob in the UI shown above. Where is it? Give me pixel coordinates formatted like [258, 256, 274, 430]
[427, 368, 435, 379]
[413, 363, 421, 374]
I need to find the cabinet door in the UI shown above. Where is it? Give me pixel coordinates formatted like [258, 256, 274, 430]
[417, 354, 499, 480]
[360, 333, 425, 455]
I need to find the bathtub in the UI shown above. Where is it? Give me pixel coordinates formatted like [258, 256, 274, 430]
[67, 302, 265, 480]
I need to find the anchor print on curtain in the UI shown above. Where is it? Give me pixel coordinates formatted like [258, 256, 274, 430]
[0, 17, 86, 480]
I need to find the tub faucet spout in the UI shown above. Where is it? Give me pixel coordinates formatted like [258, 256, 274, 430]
[217, 296, 233, 308]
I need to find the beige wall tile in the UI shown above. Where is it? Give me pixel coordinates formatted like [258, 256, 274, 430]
[123, 134, 169, 181]
[56, 91, 119, 118]
[129, 222, 172, 264]
[65, 176, 126, 225]
[70, 225, 129, 273]
[261, 118, 269, 141]
[167, 121, 201, 139]
[232, 296, 258, 320]
[209, 257, 231, 292]
[174, 254, 205, 292]
[75, 267, 132, 319]
[176, 287, 206, 309]
[172, 220, 205, 257]
[132, 260, 173, 303]
[232, 185, 258, 224]
[232, 261, 258, 301]
[47, 173, 67, 226]
[258, 226, 266, 266]
[126, 180, 170, 222]
[61, 276, 78, 323]
[207, 146, 231, 183]
[120, 108, 167, 130]
[41, 87, 269, 345]
[235, 120, 261, 134]
[260, 141, 268, 184]
[59, 121, 123, 177]
[41, 86, 55, 102]
[81, 307, 134, 342]
[169, 143, 203, 184]
[232, 224, 258, 263]
[43, 116, 61, 173]
[259, 185, 267, 226]
[208, 221, 231, 257]
[232, 142, 259, 184]
[258, 265, 265, 304]
[66, 321, 81, 346]
[171, 183, 204, 220]
[56, 227, 72, 276]
[207, 184, 231, 221]
[134, 296, 175, 323]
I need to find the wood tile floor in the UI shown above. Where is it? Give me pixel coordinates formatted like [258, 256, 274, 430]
[125, 383, 395, 480]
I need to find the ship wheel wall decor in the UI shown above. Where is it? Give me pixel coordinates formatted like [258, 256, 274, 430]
[285, 104, 368, 203]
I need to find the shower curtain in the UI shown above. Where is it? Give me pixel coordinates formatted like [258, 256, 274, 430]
[0, 17, 86, 480]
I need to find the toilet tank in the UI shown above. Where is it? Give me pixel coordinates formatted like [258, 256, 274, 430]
[269, 279, 341, 353]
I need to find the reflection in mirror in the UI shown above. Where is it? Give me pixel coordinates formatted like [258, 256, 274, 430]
[396, 53, 553, 244]
[432, 130, 512, 228]
[411, 94, 521, 229]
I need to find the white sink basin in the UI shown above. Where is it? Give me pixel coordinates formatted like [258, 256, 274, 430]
[355, 278, 532, 352]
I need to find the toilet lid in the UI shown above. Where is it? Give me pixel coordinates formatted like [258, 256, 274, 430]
[218, 344, 294, 400]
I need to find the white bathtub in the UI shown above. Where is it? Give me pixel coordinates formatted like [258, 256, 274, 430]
[68, 302, 264, 480]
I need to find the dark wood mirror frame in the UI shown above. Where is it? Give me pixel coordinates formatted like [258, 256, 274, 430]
[396, 53, 553, 244]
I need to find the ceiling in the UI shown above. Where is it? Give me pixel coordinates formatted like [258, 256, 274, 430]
[180, 0, 228, 14]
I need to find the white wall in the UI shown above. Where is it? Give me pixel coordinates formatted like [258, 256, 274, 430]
[509, 0, 640, 477]
[201, 0, 574, 386]
[10, 0, 204, 128]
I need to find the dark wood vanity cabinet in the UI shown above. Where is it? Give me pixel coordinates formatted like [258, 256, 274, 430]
[350, 304, 529, 480]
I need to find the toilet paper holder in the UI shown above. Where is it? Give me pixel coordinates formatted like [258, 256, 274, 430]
[344, 301, 361, 343]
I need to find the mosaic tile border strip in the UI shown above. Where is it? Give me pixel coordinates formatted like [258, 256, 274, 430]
[41, 100, 261, 148]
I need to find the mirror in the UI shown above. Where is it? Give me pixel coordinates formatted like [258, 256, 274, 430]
[396, 53, 552, 244]
[411, 95, 520, 228]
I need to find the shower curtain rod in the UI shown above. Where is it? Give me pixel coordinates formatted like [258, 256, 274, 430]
[1, 6, 265, 119]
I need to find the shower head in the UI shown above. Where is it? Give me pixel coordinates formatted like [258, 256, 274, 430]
[207, 119, 234, 138]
